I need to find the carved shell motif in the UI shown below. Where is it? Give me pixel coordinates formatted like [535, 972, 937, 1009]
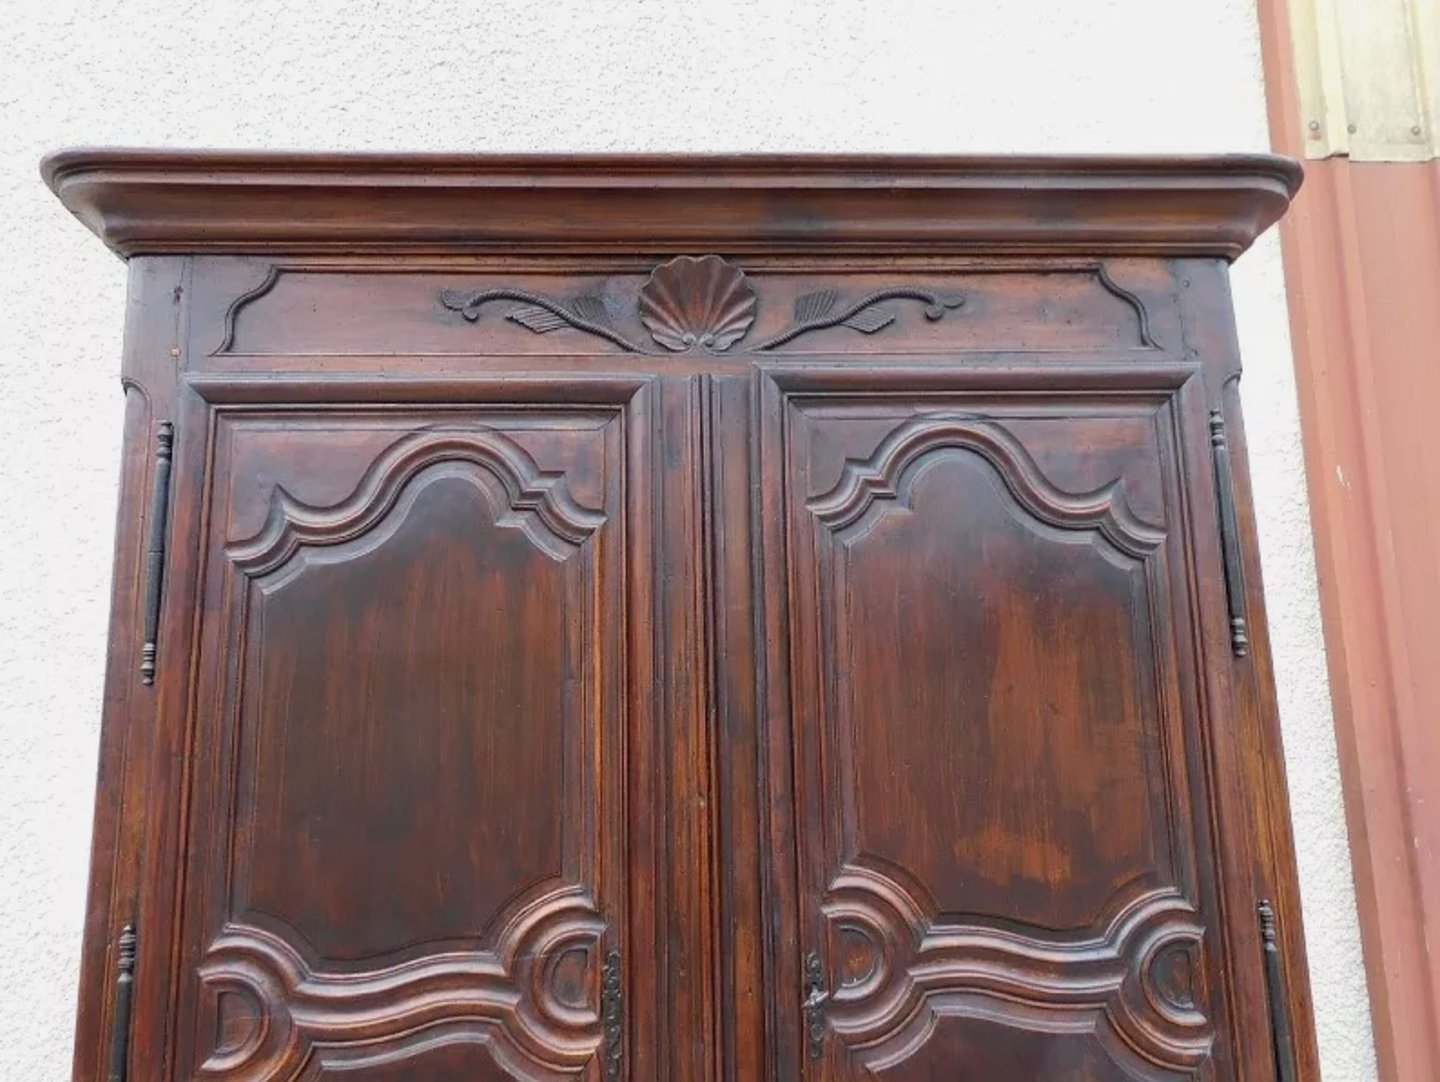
[637, 255, 757, 352]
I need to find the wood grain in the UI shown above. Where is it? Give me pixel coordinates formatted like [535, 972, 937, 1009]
[50, 153, 1311, 1080]
[41, 150, 1299, 259]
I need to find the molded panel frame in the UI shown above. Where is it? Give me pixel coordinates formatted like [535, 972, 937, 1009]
[130, 370, 659, 1081]
[753, 360, 1274, 1080]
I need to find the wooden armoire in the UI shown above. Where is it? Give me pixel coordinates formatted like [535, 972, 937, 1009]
[45, 151, 1316, 1081]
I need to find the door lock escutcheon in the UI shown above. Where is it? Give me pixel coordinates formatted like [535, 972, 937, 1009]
[803, 950, 829, 1060]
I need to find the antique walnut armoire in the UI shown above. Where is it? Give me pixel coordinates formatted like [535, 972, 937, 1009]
[45, 150, 1316, 1081]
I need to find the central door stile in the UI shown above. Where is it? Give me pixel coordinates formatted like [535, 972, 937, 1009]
[694, 372, 724, 1082]
[706, 368, 772, 1082]
[754, 363, 807, 1080]
[656, 371, 723, 1082]
[660, 364, 775, 1081]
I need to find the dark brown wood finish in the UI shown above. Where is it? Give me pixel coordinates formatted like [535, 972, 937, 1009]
[46, 151, 1311, 1081]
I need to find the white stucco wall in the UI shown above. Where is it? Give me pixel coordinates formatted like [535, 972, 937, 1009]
[0, 2, 1375, 1078]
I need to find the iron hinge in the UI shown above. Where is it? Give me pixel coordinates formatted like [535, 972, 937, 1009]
[107, 923, 137, 1082]
[140, 421, 174, 685]
[1209, 408, 1250, 657]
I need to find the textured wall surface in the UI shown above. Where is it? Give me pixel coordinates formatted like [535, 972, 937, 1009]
[0, 2, 1375, 1078]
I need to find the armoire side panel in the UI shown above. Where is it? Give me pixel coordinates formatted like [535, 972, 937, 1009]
[160, 397, 645, 1081]
[69, 256, 190, 1082]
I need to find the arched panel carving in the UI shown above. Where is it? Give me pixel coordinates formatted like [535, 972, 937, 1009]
[178, 409, 635, 1080]
[808, 413, 1164, 554]
[228, 426, 605, 573]
[781, 393, 1222, 1078]
[812, 415, 1175, 933]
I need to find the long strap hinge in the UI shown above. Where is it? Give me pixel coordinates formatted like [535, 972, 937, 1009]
[140, 421, 174, 685]
[1209, 408, 1250, 657]
[1259, 900, 1299, 1082]
[107, 923, 137, 1082]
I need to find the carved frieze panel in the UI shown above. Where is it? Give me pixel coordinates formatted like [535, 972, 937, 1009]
[440, 255, 966, 354]
[203, 256, 1168, 360]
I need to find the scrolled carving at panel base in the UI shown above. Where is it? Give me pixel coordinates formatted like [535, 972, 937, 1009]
[193, 891, 608, 1079]
[837, 922, 885, 994]
[196, 952, 294, 1078]
[211, 987, 265, 1066]
[820, 869, 1214, 1077]
[525, 917, 608, 1035]
[543, 947, 593, 1014]
[1145, 940, 1202, 1021]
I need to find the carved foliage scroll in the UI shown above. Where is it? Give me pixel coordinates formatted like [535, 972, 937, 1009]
[440, 254, 965, 354]
[215, 260, 1159, 357]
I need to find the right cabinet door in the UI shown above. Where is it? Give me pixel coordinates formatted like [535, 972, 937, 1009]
[760, 363, 1261, 1080]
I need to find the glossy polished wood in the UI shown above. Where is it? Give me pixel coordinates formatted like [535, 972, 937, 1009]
[42, 149, 1300, 259]
[48, 152, 1313, 1081]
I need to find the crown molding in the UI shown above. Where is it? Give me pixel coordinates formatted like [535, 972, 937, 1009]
[41, 148, 1303, 260]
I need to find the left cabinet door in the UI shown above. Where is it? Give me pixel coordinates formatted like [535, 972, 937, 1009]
[143, 380, 654, 1081]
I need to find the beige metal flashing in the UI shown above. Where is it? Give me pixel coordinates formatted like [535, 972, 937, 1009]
[1291, 0, 1439, 159]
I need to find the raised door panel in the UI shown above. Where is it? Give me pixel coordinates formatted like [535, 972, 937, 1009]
[168, 394, 644, 1080]
[763, 367, 1236, 1080]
